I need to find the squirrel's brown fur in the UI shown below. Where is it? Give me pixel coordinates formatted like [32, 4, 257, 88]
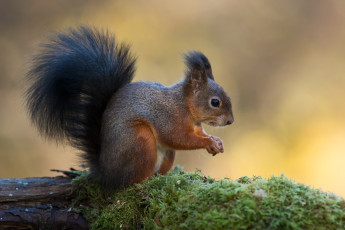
[26, 26, 234, 188]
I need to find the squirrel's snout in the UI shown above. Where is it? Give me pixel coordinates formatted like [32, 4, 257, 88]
[225, 115, 234, 126]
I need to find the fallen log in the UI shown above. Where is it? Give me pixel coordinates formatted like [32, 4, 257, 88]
[1, 168, 344, 229]
[0, 175, 89, 229]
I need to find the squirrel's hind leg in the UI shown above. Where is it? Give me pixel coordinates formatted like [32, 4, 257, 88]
[130, 124, 158, 183]
[99, 124, 158, 188]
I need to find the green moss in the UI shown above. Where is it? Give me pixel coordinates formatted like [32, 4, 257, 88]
[71, 167, 345, 229]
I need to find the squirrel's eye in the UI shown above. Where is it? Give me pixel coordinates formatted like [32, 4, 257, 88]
[211, 98, 220, 107]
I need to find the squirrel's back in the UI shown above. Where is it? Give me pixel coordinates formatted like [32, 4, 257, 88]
[101, 80, 186, 145]
[26, 26, 136, 174]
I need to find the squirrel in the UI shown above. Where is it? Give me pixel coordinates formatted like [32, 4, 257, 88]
[26, 26, 234, 188]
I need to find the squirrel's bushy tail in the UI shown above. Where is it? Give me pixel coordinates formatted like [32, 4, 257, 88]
[26, 26, 136, 172]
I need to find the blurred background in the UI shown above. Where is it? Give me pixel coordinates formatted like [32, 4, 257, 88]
[1, 0, 345, 197]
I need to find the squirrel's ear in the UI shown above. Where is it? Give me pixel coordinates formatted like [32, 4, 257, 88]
[186, 69, 208, 94]
[205, 68, 214, 80]
[184, 51, 214, 81]
[183, 51, 214, 94]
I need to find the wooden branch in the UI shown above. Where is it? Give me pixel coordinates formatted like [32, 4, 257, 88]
[0, 176, 89, 229]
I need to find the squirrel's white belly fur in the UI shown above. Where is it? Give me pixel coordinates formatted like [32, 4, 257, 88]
[154, 144, 167, 173]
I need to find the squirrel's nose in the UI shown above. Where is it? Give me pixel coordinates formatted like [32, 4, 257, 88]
[226, 116, 234, 125]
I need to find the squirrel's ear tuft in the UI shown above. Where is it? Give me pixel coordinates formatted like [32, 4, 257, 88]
[184, 51, 214, 80]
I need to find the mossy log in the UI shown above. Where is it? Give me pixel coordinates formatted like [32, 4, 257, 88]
[0, 175, 88, 229]
[0, 168, 344, 229]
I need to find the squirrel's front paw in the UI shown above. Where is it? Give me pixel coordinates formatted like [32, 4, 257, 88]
[206, 136, 224, 156]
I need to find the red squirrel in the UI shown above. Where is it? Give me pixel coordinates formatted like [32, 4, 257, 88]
[26, 26, 234, 188]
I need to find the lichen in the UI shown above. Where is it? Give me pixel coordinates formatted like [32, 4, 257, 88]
[71, 167, 345, 229]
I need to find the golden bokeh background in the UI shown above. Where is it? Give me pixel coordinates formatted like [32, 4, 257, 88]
[1, 0, 345, 197]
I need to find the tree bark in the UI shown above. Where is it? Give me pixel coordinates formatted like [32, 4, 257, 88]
[0, 176, 89, 229]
